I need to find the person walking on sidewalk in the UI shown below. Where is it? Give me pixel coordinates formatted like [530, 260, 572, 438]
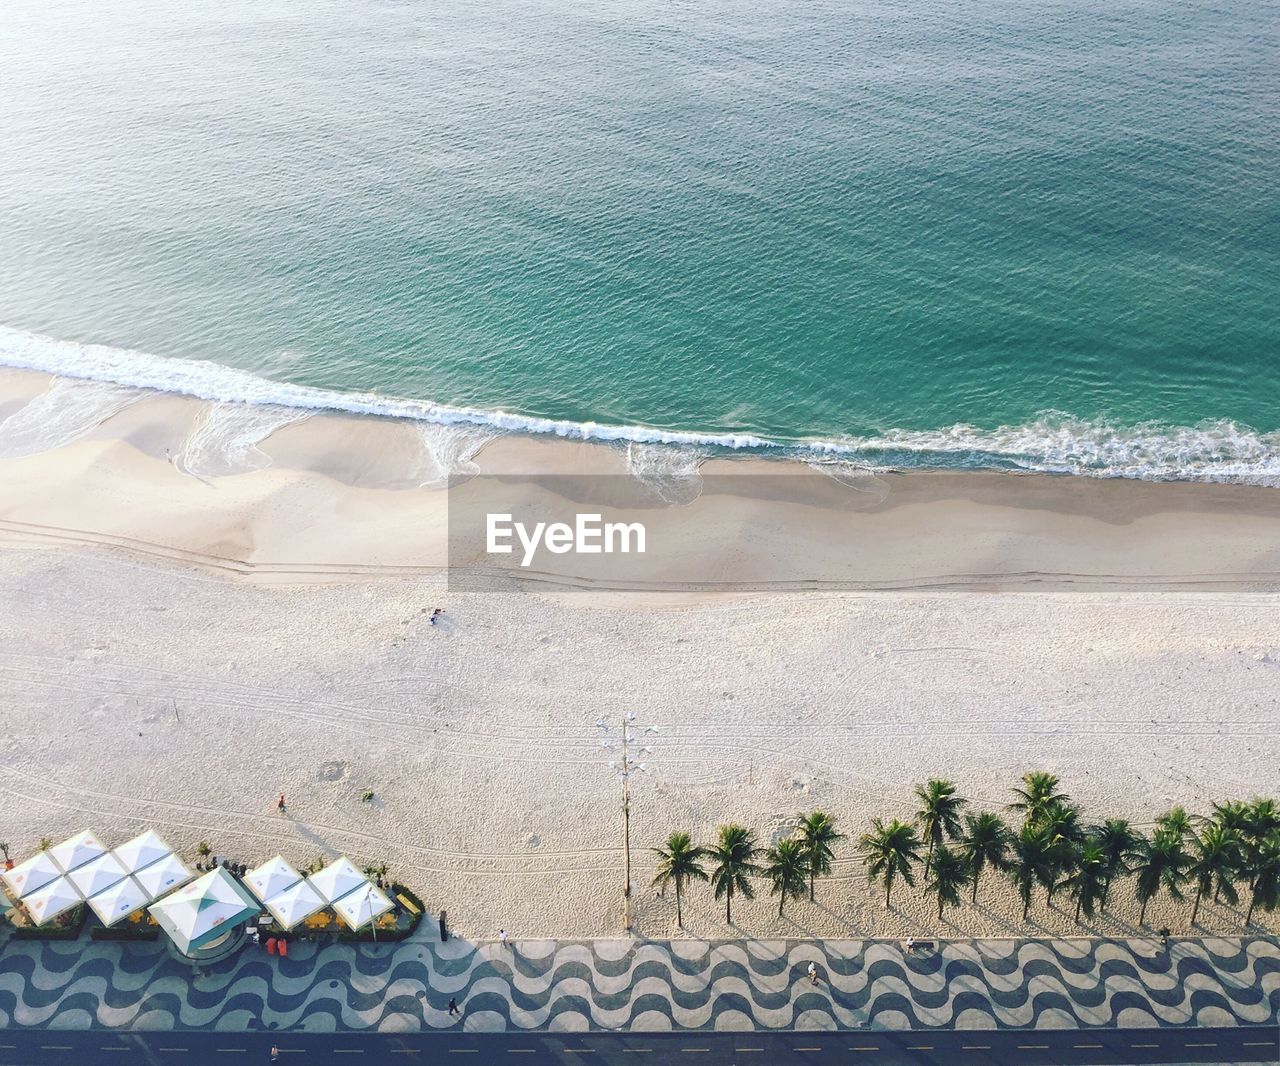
[448, 996, 461, 1017]
[807, 961, 818, 985]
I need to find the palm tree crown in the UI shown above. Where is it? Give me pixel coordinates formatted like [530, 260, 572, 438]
[961, 812, 1012, 904]
[1186, 823, 1243, 926]
[1008, 823, 1057, 920]
[795, 811, 844, 902]
[1095, 819, 1143, 909]
[708, 824, 760, 924]
[1132, 829, 1189, 926]
[858, 818, 921, 907]
[915, 779, 966, 873]
[924, 844, 971, 919]
[1008, 771, 1067, 829]
[650, 830, 708, 928]
[763, 837, 809, 918]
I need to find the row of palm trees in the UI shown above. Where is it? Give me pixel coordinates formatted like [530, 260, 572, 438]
[860, 774, 1280, 928]
[651, 812, 843, 926]
[648, 775, 1280, 931]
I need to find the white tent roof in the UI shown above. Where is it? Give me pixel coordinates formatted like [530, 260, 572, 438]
[48, 830, 107, 873]
[67, 851, 128, 899]
[262, 878, 327, 930]
[112, 830, 173, 874]
[308, 857, 365, 904]
[23, 876, 83, 925]
[133, 853, 194, 900]
[148, 867, 260, 954]
[87, 876, 150, 927]
[2, 850, 63, 898]
[332, 882, 394, 931]
[245, 856, 301, 903]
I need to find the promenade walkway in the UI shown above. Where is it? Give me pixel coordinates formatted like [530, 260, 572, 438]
[0, 934, 1276, 1033]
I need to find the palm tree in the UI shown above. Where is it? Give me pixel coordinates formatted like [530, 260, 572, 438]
[1156, 805, 1195, 843]
[1132, 830, 1189, 926]
[795, 811, 844, 902]
[1186, 823, 1242, 926]
[1244, 831, 1280, 926]
[1211, 800, 1250, 834]
[961, 812, 1012, 904]
[1060, 837, 1107, 922]
[924, 845, 971, 920]
[915, 779, 966, 874]
[1241, 799, 1280, 891]
[650, 831, 708, 928]
[708, 825, 760, 924]
[763, 838, 809, 918]
[858, 819, 921, 907]
[1095, 819, 1143, 910]
[1008, 771, 1067, 829]
[1038, 800, 1085, 904]
[1008, 824, 1057, 920]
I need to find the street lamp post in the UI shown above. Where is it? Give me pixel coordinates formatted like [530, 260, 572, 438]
[597, 713, 657, 931]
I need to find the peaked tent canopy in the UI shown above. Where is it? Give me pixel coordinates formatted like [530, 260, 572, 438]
[67, 852, 128, 899]
[133, 853, 195, 900]
[113, 830, 173, 874]
[2, 850, 63, 899]
[148, 867, 260, 955]
[262, 878, 326, 930]
[245, 856, 301, 903]
[48, 830, 107, 873]
[332, 883, 394, 931]
[308, 857, 365, 904]
[23, 877, 83, 925]
[87, 876, 150, 927]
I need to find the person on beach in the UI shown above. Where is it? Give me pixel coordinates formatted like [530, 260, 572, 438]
[498, 928, 509, 949]
[430, 608, 444, 626]
[448, 996, 460, 1017]
[905, 936, 916, 953]
[277, 793, 286, 814]
[807, 962, 818, 985]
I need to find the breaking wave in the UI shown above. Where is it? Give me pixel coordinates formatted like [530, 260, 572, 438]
[0, 377, 141, 459]
[2, 325, 1279, 485]
[177, 402, 311, 478]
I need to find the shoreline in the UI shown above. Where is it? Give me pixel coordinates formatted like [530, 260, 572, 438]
[1, 368, 1279, 592]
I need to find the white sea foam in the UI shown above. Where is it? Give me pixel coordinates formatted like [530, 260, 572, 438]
[2, 325, 1279, 485]
[177, 402, 311, 478]
[625, 443, 707, 504]
[0, 377, 141, 459]
[416, 423, 498, 486]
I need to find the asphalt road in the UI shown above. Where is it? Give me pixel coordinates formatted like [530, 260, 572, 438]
[0, 1027, 1276, 1065]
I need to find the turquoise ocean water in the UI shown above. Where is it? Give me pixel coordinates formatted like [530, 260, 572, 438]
[0, 0, 1277, 479]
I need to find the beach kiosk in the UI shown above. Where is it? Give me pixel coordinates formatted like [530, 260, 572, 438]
[149, 867, 260, 961]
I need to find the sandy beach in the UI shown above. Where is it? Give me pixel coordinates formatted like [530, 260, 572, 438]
[1, 367, 1278, 940]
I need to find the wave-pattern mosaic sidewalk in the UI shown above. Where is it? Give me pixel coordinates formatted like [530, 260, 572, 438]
[0, 935, 1277, 1033]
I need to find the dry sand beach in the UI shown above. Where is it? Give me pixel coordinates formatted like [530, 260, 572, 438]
[1, 367, 1278, 940]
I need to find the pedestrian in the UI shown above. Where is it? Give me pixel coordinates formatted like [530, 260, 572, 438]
[498, 928, 509, 949]
[277, 792, 286, 814]
[905, 936, 916, 954]
[430, 608, 444, 626]
[270, 1046, 280, 1063]
[807, 961, 818, 985]
[448, 996, 460, 1017]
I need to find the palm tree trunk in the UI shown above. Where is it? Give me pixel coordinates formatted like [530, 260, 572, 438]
[937, 896, 944, 920]
[809, 869, 815, 903]
[971, 870, 980, 905]
[1074, 895, 1082, 923]
[1190, 886, 1203, 928]
[726, 886, 732, 925]
[676, 883, 683, 928]
[1101, 876, 1111, 911]
[1139, 894, 1149, 926]
[778, 894, 785, 918]
[884, 878, 891, 908]
[1245, 892, 1256, 926]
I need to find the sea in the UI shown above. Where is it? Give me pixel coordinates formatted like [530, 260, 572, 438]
[0, 0, 1277, 482]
